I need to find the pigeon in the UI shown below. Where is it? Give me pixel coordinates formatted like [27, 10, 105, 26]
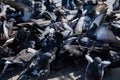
[85, 54, 111, 80]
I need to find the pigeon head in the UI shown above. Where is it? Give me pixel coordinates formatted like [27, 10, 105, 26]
[55, 9, 65, 17]
[34, 2, 42, 11]
[87, 23, 98, 39]
[93, 57, 102, 65]
[17, 28, 30, 41]
[0, 16, 6, 22]
[8, 18, 16, 23]
[41, 52, 52, 63]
